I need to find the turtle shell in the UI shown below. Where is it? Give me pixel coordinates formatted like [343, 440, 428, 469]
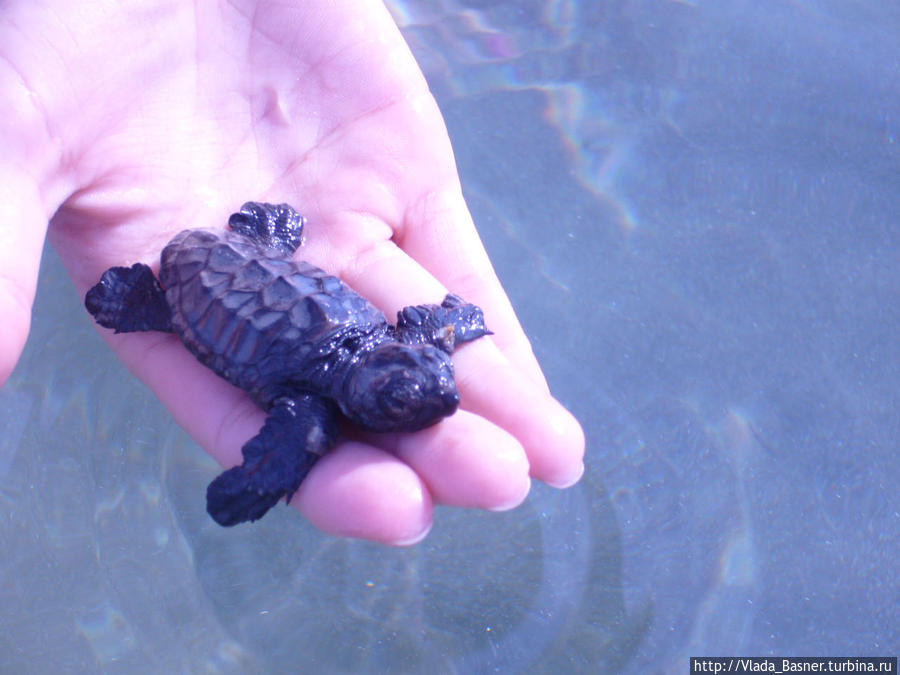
[159, 229, 387, 402]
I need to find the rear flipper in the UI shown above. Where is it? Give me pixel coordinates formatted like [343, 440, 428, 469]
[396, 294, 492, 354]
[85, 263, 173, 333]
[206, 394, 338, 527]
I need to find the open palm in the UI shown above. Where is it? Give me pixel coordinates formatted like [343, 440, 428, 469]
[0, 0, 584, 544]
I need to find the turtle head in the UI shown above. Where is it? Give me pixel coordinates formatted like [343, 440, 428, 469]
[342, 343, 459, 432]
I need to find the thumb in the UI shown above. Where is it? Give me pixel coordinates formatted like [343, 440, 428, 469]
[0, 56, 61, 386]
[0, 172, 50, 385]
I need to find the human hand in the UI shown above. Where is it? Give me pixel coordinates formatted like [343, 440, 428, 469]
[0, 0, 584, 544]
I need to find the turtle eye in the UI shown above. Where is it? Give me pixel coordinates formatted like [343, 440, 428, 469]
[379, 376, 421, 417]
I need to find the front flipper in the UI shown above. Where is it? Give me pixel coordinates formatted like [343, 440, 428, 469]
[85, 263, 173, 333]
[206, 394, 338, 527]
[227, 201, 305, 255]
[396, 294, 492, 354]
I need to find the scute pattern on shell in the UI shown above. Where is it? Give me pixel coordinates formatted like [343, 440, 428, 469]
[161, 228, 387, 401]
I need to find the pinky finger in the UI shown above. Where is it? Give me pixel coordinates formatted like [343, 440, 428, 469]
[291, 441, 434, 546]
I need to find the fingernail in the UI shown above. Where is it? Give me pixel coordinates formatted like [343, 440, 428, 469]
[487, 477, 532, 512]
[546, 461, 585, 489]
[392, 520, 433, 547]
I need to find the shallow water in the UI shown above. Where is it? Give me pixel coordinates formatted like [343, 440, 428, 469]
[2, 0, 898, 671]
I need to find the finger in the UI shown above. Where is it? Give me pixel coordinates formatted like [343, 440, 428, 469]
[0, 56, 69, 385]
[366, 409, 531, 511]
[0, 173, 50, 385]
[325, 230, 584, 487]
[453, 340, 585, 487]
[291, 441, 433, 546]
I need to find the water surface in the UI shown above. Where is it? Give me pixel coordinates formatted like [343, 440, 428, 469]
[2, 1, 897, 671]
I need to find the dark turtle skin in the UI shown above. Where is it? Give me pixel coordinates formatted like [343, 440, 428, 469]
[85, 202, 491, 526]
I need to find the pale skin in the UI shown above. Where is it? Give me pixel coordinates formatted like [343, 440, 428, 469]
[0, 0, 584, 544]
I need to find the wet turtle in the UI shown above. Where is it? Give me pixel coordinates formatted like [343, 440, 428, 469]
[85, 202, 491, 526]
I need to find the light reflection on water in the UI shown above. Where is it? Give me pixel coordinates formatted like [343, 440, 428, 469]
[398, 0, 899, 666]
[392, 0, 645, 237]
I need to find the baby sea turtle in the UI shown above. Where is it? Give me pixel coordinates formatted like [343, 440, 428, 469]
[85, 202, 491, 526]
